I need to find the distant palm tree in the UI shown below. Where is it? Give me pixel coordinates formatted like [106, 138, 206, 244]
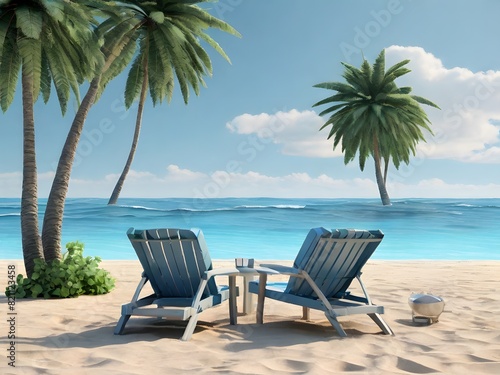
[313, 49, 439, 205]
[0, 0, 104, 276]
[107, 0, 240, 205]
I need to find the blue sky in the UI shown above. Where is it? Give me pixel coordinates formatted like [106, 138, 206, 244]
[1, 0, 500, 199]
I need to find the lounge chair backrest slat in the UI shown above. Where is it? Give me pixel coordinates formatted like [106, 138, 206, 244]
[286, 227, 383, 298]
[127, 228, 218, 298]
[146, 234, 181, 296]
[129, 236, 178, 296]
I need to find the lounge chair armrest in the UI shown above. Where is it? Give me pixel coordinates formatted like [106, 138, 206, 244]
[203, 267, 240, 280]
[203, 266, 280, 280]
[259, 264, 300, 275]
[253, 266, 280, 274]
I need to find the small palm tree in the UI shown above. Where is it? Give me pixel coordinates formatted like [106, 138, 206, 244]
[313, 49, 439, 205]
[0, 0, 104, 276]
[106, 0, 240, 205]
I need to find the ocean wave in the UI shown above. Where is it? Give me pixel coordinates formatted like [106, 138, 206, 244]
[117, 204, 306, 213]
[118, 205, 166, 212]
[119, 205, 227, 213]
[0, 213, 20, 217]
[454, 203, 500, 209]
[234, 205, 306, 210]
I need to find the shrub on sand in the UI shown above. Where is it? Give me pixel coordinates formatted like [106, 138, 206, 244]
[6, 242, 115, 298]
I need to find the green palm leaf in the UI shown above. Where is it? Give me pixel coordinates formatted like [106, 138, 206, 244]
[125, 50, 145, 109]
[43, 45, 71, 114]
[40, 0, 65, 22]
[98, 30, 139, 100]
[40, 51, 51, 103]
[372, 50, 386, 91]
[0, 34, 21, 112]
[15, 6, 43, 39]
[411, 95, 440, 109]
[18, 37, 42, 100]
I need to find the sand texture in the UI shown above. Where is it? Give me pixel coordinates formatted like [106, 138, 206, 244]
[1, 260, 499, 374]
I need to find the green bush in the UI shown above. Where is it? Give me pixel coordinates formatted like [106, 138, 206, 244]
[5, 241, 115, 298]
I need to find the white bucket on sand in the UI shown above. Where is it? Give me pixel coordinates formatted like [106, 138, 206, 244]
[408, 293, 445, 324]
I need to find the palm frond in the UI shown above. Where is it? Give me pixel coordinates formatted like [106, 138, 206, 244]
[383, 58, 410, 77]
[313, 81, 355, 93]
[371, 49, 386, 90]
[148, 30, 170, 105]
[0, 34, 21, 112]
[341, 63, 371, 95]
[124, 47, 146, 108]
[40, 51, 51, 103]
[39, 0, 65, 22]
[15, 6, 43, 39]
[411, 95, 440, 109]
[398, 86, 412, 94]
[168, 3, 241, 37]
[43, 44, 73, 114]
[0, 11, 15, 70]
[197, 31, 231, 63]
[18, 37, 42, 100]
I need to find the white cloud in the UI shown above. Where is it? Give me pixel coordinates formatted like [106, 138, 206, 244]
[75, 167, 500, 198]
[225, 46, 500, 164]
[4, 165, 500, 198]
[385, 45, 500, 163]
[1, 166, 498, 198]
[226, 109, 340, 157]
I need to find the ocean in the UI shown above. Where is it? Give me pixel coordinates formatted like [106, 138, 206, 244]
[1, 198, 499, 261]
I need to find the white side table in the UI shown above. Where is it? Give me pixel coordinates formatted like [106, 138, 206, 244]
[228, 259, 278, 325]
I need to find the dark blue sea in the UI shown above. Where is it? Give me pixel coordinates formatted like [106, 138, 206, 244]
[1, 198, 499, 260]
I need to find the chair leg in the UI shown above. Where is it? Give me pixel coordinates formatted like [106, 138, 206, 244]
[368, 313, 394, 335]
[181, 313, 200, 341]
[256, 273, 267, 324]
[229, 275, 237, 325]
[325, 313, 347, 337]
[301, 307, 310, 321]
[114, 315, 131, 335]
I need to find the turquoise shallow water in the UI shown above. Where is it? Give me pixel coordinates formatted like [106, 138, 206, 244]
[1, 198, 499, 260]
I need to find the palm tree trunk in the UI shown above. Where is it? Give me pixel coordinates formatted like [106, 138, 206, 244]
[373, 136, 391, 206]
[41, 38, 127, 259]
[20, 71, 44, 277]
[108, 65, 149, 205]
[383, 158, 389, 185]
[41, 77, 101, 261]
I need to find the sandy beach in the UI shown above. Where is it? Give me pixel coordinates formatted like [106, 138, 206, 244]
[1, 260, 499, 374]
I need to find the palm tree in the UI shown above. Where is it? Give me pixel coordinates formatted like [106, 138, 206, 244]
[313, 49, 439, 205]
[0, 0, 104, 276]
[41, 4, 141, 261]
[107, 0, 240, 205]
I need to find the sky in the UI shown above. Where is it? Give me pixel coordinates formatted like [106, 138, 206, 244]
[1, 0, 500, 199]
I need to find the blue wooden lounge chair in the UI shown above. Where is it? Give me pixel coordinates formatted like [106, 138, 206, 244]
[114, 228, 239, 341]
[248, 227, 394, 337]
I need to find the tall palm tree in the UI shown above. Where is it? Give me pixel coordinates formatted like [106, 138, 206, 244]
[41, 4, 141, 261]
[107, 0, 240, 205]
[313, 49, 439, 205]
[0, 0, 104, 276]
